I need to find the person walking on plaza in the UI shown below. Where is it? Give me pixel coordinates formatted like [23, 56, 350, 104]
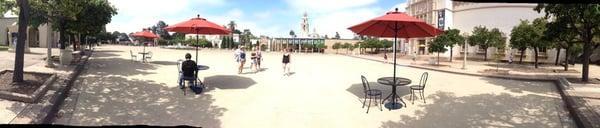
[411, 51, 417, 64]
[383, 52, 389, 64]
[255, 48, 263, 71]
[234, 46, 247, 74]
[282, 49, 292, 76]
[250, 48, 258, 73]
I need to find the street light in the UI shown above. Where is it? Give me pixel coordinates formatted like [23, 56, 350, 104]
[462, 33, 468, 70]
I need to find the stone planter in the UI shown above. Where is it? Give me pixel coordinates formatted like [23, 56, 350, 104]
[0, 70, 57, 103]
[60, 48, 73, 65]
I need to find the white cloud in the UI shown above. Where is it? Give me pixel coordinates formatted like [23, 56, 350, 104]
[105, 0, 226, 33]
[311, 7, 383, 39]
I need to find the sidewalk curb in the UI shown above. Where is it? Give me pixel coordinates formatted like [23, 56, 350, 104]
[41, 49, 94, 124]
[344, 54, 587, 128]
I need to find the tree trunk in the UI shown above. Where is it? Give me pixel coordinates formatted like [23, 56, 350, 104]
[59, 18, 66, 49]
[483, 47, 488, 61]
[519, 49, 525, 64]
[12, 0, 29, 83]
[534, 47, 539, 68]
[555, 47, 561, 65]
[449, 46, 453, 62]
[582, 31, 592, 82]
[437, 52, 440, 65]
[564, 46, 570, 71]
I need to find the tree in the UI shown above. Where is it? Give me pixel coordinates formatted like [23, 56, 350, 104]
[289, 30, 296, 38]
[29, 0, 85, 50]
[12, 0, 29, 82]
[65, 0, 117, 50]
[544, 17, 580, 70]
[440, 29, 464, 62]
[535, 4, 600, 82]
[428, 38, 448, 65]
[152, 21, 171, 39]
[0, 0, 16, 16]
[510, 20, 535, 64]
[316, 43, 326, 53]
[332, 42, 342, 54]
[529, 18, 551, 68]
[342, 43, 351, 54]
[380, 40, 393, 53]
[334, 32, 341, 39]
[467, 26, 506, 61]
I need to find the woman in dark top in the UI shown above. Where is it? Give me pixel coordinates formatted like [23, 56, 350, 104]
[282, 49, 291, 76]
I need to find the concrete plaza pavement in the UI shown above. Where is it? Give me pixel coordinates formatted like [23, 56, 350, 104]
[56, 45, 574, 127]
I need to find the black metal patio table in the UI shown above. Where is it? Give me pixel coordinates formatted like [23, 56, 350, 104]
[377, 77, 411, 110]
[138, 52, 149, 63]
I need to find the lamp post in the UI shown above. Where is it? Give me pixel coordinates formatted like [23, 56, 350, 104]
[462, 33, 468, 70]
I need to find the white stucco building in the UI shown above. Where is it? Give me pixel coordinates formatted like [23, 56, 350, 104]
[405, 1, 561, 63]
[1, 17, 60, 52]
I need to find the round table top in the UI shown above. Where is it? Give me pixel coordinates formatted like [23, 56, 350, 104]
[138, 52, 149, 54]
[197, 65, 209, 70]
[377, 77, 411, 86]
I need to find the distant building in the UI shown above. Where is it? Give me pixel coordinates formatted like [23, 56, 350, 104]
[405, 1, 561, 63]
[1, 16, 60, 52]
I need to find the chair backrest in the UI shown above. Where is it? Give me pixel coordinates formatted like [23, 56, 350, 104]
[130, 50, 134, 56]
[148, 51, 153, 57]
[360, 75, 370, 93]
[418, 72, 429, 88]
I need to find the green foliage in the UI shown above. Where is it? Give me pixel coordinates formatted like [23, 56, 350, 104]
[260, 44, 267, 51]
[428, 39, 448, 54]
[0, 0, 15, 16]
[467, 26, 506, 61]
[510, 20, 533, 53]
[535, 4, 600, 81]
[151, 21, 171, 40]
[289, 30, 295, 38]
[334, 32, 341, 39]
[332, 42, 342, 53]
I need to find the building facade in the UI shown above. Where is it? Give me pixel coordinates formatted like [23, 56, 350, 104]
[1, 17, 60, 52]
[405, 1, 561, 63]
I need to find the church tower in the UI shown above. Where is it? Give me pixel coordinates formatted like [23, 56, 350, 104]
[300, 12, 310, 38]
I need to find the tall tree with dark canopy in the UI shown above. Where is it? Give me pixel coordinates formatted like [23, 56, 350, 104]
[437, 28, 464, 62]
[468, 26, 506, 61]
[510, 20, 533, 64]
[544, 19, 580, 70]
[12, 0, 29, 82]
[535, 4, 600, 82]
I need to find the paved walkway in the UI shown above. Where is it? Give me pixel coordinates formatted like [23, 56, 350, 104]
[0, 48, 75, 124]
[350, 53, 600, 128]
[56, 45, 574, 127]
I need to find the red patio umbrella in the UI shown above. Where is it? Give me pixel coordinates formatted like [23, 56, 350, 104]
[131, 29, 160, 54]
[348, 8, 443, 109]
[165, 15, 230, 62]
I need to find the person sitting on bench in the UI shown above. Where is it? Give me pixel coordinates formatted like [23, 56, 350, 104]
[179, 53, 198, 89]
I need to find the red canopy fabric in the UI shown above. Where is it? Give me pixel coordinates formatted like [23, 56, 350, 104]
[164, 16, 230, 35]
[348, 11, 443, 38]
[132, 30, 159, 38]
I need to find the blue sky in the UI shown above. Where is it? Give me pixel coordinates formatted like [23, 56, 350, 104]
[106, 0, 407, 39]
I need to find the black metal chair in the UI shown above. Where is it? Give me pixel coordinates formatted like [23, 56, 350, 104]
[410, 72, 428, 104]
[361, 75, 382, 113]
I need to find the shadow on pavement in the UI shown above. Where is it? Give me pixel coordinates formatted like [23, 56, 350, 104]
[88, 57, 158, 76]
[70, 76, 226, 127]
[380, 92, 563, 128]
[346, 82, 412, 107]
[150, 61, 178, 66]
[203, 75, 256, 91]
